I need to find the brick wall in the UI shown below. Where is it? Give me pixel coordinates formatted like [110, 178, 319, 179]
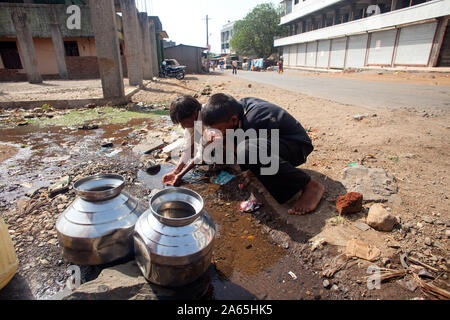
[65, 56, 99, 79]
[0, 69, 26, 82]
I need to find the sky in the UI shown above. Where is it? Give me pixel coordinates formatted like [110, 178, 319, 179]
[135, 0, 279, 54]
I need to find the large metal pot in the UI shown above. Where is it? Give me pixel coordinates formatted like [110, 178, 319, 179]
[56, 174, 145, 265]
[134, 187, 216, 287]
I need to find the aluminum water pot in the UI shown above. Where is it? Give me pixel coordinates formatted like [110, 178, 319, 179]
[56, 174, 145, 265]
[134, 187, 216, 287]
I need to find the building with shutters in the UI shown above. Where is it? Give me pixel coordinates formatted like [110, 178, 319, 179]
[221, 21, 235, 54]
[275, 0, 450, 69]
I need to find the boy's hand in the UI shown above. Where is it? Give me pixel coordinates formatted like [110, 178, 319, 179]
[162, 172, 182, 186]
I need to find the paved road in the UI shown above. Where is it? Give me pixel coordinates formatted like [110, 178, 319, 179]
[232, 70, 450, 110]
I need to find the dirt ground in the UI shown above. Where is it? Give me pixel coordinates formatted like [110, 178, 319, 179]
[0, 79, 141, 102]
[0, 71, 448, 300]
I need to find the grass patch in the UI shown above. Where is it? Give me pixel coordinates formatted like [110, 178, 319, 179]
[29, 106, 165, 127]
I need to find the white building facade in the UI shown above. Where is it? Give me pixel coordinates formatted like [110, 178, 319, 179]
[221, 21, 235, 54]
[275, 0, 450, 69]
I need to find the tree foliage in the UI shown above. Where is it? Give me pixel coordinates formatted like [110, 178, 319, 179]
[230, 3, 287, 58]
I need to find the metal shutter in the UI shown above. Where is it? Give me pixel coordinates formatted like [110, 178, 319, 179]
[394, 22, 437, 66]
[290, 45, 297, 66]
[329, 37, 346, 68]
[346, 34, 368, 68]
[367, 29, 397, 65]
[306, 41, 317, 67]
[297, 43, 306, 66]
[316, 40, 330, 68]
[283, 46, 290, 66]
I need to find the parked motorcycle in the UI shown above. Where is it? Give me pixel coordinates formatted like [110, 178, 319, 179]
[160, 59, 186, 80]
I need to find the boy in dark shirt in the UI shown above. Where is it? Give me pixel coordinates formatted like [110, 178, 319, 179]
[201, 93, 325, 215]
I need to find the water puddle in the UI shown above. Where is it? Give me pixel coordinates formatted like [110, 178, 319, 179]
[137, 164, 174, 190]
[0, 117, 293, 300]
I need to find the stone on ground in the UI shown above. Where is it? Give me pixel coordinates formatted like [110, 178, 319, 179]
[366, 203, 398, 231]
[336, 192, 362, 215]
[341, 165, 398, 202]
[64, 261, 209, 300]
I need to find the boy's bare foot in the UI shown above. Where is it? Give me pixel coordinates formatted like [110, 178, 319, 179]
[288, 179, 325, 215]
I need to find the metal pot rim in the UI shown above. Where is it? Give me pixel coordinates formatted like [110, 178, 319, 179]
[74, 173, 125, 201]
[150, 187, 204, 227]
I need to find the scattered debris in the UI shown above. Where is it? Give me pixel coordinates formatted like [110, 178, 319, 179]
[406, 256, 439, 273]
[354, 222, 371, 231]
[398, 279, 418, 292]
[288, 271, 297, 280]
[162, 138, 184, 154]
[345, 239, 381, 261]
[353, 114, 366, 121]
[212, 171, 235, 185]
[321, 254, 350, 278]
[48, 176, 71, 197]
[105, 149, 121, 158]
[78, 123, 99, 130]
[322, 279, 330, 288]
[336, 192, 363, 215]
[412, 273, 450, 300]
[101, 142, 114, 148]
[239, 200, 262, 213]
[311, 238, 327, 251]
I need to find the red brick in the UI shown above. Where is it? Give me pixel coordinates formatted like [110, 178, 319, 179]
[336, 192, 363, 215]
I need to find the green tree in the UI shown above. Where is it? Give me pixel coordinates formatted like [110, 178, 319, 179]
[230, 3, 287, 58]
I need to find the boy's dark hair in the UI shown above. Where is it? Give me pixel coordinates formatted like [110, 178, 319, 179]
[201, 93, 243, 126]
[169, 95, 202, 124]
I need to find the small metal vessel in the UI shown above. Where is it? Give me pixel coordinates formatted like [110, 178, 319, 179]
[134, 187, 216, 287]
[56, 174, 145, 265]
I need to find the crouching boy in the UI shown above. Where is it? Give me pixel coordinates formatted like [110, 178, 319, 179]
[201, 93, 325, 215]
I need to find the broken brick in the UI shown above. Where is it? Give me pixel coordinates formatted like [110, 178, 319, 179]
[336, 192, 363, 215]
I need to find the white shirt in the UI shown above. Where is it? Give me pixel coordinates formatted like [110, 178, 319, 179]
[180, 112, 203, 164]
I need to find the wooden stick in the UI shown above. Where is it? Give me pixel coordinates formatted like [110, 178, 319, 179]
[407, 256, 439, 272]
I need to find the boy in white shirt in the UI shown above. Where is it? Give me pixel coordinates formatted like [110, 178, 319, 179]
[162, 95, 204, 186]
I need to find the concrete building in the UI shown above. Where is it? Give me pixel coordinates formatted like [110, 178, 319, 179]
[164, 44, 207, 74]
[0, 1, 167, 84]
[221, 21, 235, 54]
[275, 0, 450, 69]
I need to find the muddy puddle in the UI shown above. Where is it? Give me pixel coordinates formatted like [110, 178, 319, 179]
[0, 116, 317, 300]
[136, 164, 289, 299]
[0, 118, 150, 207]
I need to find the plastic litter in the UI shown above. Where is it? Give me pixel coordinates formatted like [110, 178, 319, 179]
[105, 149, 122, 157]
[288, 271, 297, 280]
[239, 200, 262, 213]
[212, 171, 235, 185]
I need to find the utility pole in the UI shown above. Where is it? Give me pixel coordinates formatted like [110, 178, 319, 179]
[204, 14, 212, 50]
[203, 14, 212, 73]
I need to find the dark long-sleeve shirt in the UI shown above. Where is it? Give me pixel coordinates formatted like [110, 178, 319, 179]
[238, 97, 313, 150]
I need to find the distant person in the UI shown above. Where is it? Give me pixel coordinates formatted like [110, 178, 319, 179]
[277, 59, 283, 74]
[232, 60, 238, 74]
[212, 61, 216, 72]
[219, 62, 224, 72]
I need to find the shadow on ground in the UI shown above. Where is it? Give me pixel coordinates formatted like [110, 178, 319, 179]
[0, 274, 35, 300]
[251, 169, 347, 244]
